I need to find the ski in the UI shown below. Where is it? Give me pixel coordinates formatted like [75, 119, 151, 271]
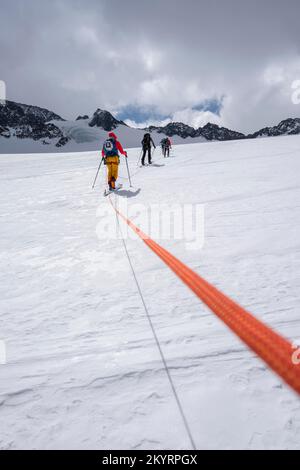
[104, 184, 123, 197]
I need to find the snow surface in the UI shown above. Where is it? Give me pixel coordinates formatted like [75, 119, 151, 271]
[0, 135, 300, 450]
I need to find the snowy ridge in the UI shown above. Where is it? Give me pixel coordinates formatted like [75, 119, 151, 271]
[0, 135, 300, 449]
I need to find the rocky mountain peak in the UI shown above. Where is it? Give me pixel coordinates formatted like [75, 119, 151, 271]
[89, 108, 126, 131]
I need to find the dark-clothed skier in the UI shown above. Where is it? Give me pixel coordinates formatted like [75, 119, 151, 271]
[141, 133, 156, 166]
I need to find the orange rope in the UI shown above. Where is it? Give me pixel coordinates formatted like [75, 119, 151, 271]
[110, 198, 300, 395]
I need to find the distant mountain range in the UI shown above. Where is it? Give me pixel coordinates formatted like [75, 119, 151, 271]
[1, 99, 300, 153]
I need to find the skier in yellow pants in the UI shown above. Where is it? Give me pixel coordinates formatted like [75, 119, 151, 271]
[102, 132, 127, 190]
[106, 156, 119, 189]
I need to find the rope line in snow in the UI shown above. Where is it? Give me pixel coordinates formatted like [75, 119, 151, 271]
[110, 198, 300, 397]
[112, 195, 197, 450]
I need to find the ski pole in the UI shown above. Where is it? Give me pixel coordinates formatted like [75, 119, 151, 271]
[92, 157, 104, 189]
[137, 148, 143, 167]
[125, 155, 133, 187]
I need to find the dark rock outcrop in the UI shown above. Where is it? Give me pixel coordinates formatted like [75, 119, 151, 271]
[198, 123, 245, 141]
[76, 115, 89, 121]
[89, 108, 126, 131]
[149, 121, 245, 141]
[0, 100, 68, 144]
[0, 125, 10, 138]
[248, 118, 300, 138]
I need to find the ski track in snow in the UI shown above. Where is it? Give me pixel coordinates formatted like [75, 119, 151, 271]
[0, 136, 300, 449]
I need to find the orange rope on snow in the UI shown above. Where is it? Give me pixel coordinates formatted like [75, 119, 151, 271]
[110, 197, 300, 396]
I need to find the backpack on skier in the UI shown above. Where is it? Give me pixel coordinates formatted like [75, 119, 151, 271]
[142, 133, 152, 149]
[103, 137, 119, 163]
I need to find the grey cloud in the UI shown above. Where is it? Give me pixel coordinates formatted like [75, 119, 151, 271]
[0, 0, 300, 132]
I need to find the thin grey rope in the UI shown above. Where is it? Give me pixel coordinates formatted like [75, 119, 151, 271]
[114, 199, 196, 450]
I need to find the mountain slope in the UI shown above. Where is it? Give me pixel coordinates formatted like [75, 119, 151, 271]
[0, 135, 300, 449]
[0, 100, 68, 148]
[0, 100, 64, 127]
[248, 118, 300, 138]
[149, 122, 196, 139]
[199, 122, 245, 140]
[149, 121, 245, 141]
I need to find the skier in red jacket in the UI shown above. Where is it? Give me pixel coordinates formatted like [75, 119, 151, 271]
[102, 132, 127, 190]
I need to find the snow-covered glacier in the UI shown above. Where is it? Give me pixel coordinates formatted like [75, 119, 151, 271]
[0, 135, 300, 449]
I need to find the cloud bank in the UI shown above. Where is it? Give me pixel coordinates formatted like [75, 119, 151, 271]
[0, 0, 300, 132]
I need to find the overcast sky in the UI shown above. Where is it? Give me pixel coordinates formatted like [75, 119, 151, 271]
[1, 0, 300, 132]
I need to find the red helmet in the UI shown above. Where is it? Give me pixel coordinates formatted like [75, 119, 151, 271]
[109, 132, 117, 140]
